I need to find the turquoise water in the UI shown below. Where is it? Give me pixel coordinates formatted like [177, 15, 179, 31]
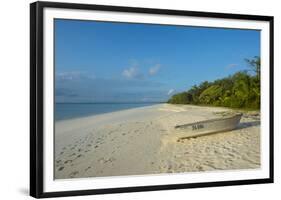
[55, 103, 159, 121]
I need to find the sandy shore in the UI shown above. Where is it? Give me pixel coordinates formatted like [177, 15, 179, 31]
[54, 104, 260, 179]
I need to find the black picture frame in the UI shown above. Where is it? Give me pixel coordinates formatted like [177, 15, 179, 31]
[30, 1, 274, 198]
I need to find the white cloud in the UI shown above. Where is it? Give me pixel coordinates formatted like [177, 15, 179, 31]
[149, 64, 161, 75]
[226, 64, 238, 69]
[167, 89, 175, 95]
[122, 67, 142, 79]
[56, 71, 95, 80]
[56, 71, 80, 80]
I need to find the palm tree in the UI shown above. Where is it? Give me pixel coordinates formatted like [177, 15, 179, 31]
[245, 56, 260, 79]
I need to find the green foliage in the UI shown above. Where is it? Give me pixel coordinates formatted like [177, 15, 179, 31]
[199, 85, 223, 105]
[167, 57, 260, 109]
[245, 56, 260, 79]
[167, 92, 191, 104]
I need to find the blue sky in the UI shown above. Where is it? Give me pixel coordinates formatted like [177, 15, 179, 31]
[55, 19, 260, 103]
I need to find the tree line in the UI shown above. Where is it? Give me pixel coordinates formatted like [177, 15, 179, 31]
[167, 56, 260, 109]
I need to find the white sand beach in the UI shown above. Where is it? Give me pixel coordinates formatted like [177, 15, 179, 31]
[54, 104, 260, 179]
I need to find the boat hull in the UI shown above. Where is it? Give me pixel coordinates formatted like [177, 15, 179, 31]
[173, 114, 242, 139]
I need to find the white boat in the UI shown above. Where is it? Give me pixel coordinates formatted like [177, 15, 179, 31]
[173, 113, 242, 139]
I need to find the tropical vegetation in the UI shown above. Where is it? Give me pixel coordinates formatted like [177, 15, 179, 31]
[167, 57, 260, 109]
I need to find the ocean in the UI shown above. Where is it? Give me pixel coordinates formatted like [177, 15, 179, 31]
[55, 103, 159, 121]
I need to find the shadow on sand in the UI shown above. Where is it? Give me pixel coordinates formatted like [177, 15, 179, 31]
[236, 120, 260, 130]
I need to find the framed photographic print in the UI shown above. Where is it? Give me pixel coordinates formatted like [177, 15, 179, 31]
[30, 1, 274, 198]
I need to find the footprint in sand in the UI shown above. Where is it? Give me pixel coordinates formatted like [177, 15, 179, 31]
[196, 166, 204, 171]
[69, 153, 76, 157]
[64, 160, 72, 164]
[69, 171, 79, 178]
[226, 158, 234, 163]
[71, 145, 77, 150]
[85, 166, 91, 171]
[76, 154, 82, 158]
[58, 166, 64, 171]
[103, 157, 116, 163]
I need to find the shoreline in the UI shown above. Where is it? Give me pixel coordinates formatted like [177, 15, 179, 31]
[167, 102, 260, 112]
[55, 104, 260, 179]
[55, 103, 163, 123]
[55, 102, 260, 123]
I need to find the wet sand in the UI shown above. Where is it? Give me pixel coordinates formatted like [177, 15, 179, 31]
[54, 104, 260, 179]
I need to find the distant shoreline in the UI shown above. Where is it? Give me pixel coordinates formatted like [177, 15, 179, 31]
[167, 102, 260, 112]
[55, 102, 163, 122]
